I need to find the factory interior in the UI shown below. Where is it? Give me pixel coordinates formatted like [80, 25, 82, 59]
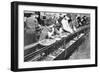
[24, 11, 90, 62]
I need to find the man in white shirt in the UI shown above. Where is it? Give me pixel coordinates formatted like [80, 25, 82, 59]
[61, 15, 74, 33]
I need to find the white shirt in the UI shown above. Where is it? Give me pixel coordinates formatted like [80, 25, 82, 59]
[48, 27, 54, 38]
[61, 18, 73, 33]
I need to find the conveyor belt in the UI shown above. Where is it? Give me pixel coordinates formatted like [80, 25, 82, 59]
[24, 25, 90, 62]
[39, 33, 85, 61]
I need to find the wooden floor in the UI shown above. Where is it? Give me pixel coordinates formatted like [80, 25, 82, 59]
[69, 33, 90, 59]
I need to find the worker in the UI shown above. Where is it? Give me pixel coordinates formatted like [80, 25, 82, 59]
[38, 25, 49, 41]
[39, 24, 55, 41]
[25, 14, 39, 34]
[24, 14, 40, 45]
[61, 15, 74, 33]
[47, 24, 55, 38]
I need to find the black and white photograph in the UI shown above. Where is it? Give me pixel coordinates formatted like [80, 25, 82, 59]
[11, 1, 97, 71]
[24, 11, 90, 62]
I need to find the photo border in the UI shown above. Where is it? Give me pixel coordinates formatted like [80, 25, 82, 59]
[11, 1, 98, 72]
